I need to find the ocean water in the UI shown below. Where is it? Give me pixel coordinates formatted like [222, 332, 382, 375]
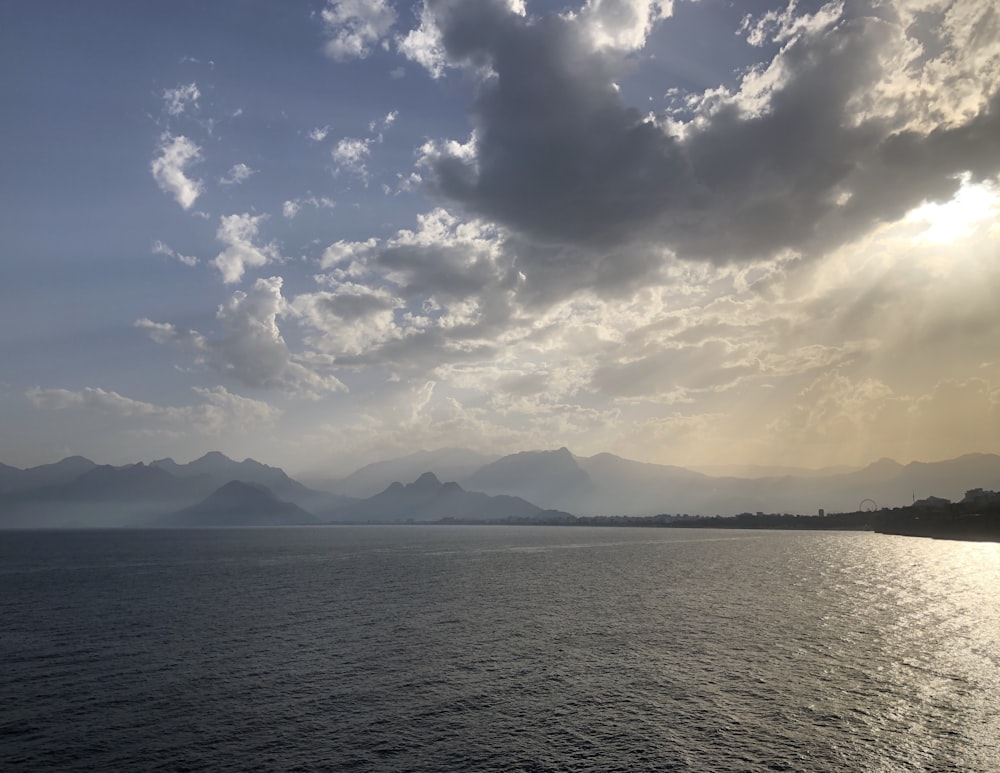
[2, 526, 999, 772]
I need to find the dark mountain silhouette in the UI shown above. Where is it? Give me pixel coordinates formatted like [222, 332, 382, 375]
[0, 463, 214, 528]
[160, 480, 318, 527]
[60, 463, 214, 501]
[314, 448, 500, 498]
[0, 455, 98, 494]
[0, 462, 18, 492]
[324, 472, 549, 523]
[151, 452, 353, 512]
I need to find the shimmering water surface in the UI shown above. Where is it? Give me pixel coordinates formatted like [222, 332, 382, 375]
[2, 526, 999, 771]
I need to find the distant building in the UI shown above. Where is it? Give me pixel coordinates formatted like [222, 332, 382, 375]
[818, 508, 825, 517]
[913, 495, 950, 510]
[961, 488, 1000, 506]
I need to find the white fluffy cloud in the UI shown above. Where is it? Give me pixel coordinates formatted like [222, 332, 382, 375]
[332, 137, 374, 180]
[150, 134, 203, 210]
[292, 283, 405, 356]
[320, 0, 396, 61]
[576, 0, 672, 52]
[211, 213, 279, 284]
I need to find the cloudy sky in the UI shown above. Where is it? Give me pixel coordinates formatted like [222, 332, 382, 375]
[2, 0, 999, 475]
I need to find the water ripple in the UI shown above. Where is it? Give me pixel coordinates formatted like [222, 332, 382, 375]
[2, 527, 998, 771]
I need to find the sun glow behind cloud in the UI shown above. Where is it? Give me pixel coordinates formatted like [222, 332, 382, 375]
[906, 175, 1000, 246]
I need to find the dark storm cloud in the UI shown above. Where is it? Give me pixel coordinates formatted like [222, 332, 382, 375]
[421, 0, 1000, 268]
[425, 0, 692, 247]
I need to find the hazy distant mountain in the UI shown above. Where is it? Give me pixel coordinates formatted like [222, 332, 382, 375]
[0, 453, 351, 529]
[325, 472, 548, 523]
[0, 462, 211, 528]
[62, 463, 213, 501]
[577, 453, 705, 484]
[689, 463, 861, 479]
[160, 480, 318, 527]
[315, 448, 500, 498]
[449, 449, 1000, 517]
[152, 451, 353, 512]
[671, 454, 1000, 516]
[569, 453, 712, 515]
[4, 449, 1000, 527]
[456, 449, 713, 516]
[0, 455, 97, 494]
[462, 448, 592, 509]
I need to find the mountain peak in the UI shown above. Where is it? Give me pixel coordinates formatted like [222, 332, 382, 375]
[411, 472, 442, 490]
[207, 479, 275, 504]
[869, 457, 903, 470]
[194, 451, 232, 463]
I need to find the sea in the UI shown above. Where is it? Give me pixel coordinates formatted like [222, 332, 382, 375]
[2, 526, 999, 772]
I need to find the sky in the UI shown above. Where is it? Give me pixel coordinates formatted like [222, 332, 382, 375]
[2, 0, 999, 476]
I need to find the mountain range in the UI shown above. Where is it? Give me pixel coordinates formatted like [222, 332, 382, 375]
[312, 447, 1000, 517]
[160, 480, 318, 527]
[0, 452, 349, 528]
[3, 448, 1000, 528]
[322, 472, 563, 523]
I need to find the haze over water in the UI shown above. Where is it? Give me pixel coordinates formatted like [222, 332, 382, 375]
[3, 526, 998, 771]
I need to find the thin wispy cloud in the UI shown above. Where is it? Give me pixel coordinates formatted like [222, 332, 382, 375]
[162, 82, 200, 116]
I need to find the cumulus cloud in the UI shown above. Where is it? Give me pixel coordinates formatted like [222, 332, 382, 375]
[332, 137, 374, 180]
[413, 0, 1000, 274]
[320, 0, 396, 61]
[162, 82, 200, 116]
[134, 0, 1000, 470]
[212, 213, 279, 284]
[219, 163, 255, 185]
[285, 209, 527, 374]
[291, 283, 405, 356]
[26, 385, 279, 434]
[396, 1, 448, 78]
[150, 134, 203, 210]
[575, 0, 672, 52]
[137, 277, 345, 396]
